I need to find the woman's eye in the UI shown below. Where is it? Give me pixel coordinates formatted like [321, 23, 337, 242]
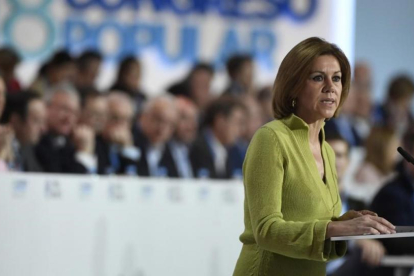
[333, 76, 341, 82]
[313, 75, 323, 81]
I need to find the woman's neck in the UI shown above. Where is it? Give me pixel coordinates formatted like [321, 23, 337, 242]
[307, 120, 324, 145]
[295, 112, 325, 144]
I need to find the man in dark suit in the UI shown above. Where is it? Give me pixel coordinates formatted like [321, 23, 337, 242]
[133, 95, 179, 177]
[189, 96, 246, 179]
[96, 92, 140, 175]
[169, 96, 199, 178]
[1, 91, 47, 171]
[35, 87, 96, 173]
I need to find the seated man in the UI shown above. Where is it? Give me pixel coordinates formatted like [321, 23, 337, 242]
[96, 92, 140, 175]
[169, 96, 199, 178]
[189, 96, 246, 179]
[2, 91, 47, 171]
[133, 95, 179, 177]
[79, 91, 107, 136]
[35, 87, 96, 173]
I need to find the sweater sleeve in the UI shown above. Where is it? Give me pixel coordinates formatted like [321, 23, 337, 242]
[244, 127, 344, 261]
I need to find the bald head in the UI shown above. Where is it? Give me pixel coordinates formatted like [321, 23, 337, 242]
[140, 95, 178, 145]
[107, 92, 133, 114]
[103, 92, 134, 138]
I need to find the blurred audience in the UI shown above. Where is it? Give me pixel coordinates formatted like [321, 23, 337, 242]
[223, 54, 255, 96]
[350, 62, 374, 140]
[74, 50, 102, 97]
[35, 87, 96, 173]
[326, 131, 386, 276]
[167, 63, 214, 113]
[325, 63, 374, 147]
[110, 56, 147, 113]
[369, 129, 414, 276]
[0, 47, 22, 93]
[80, 91, 108, 135]
[229, 95, 264, 173]
[256, 86, 273, 123]
[133, 95, 179, 177]
[97, 92, 140, 175]
[30, 50, 76, 97]
[189, 96, 246, 179]
[372, 75, 414, 137]
[354, 126, 399, 201]
[0, 76, 13, 171]
[170, 96, 199, 178]
[2, 45, 414, 195]
[1, 91, 46, 172]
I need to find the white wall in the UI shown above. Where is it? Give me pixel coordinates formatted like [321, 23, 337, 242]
[354, 0, 414, 103]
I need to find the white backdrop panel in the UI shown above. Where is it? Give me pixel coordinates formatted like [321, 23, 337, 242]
[0, 173, 244, 276]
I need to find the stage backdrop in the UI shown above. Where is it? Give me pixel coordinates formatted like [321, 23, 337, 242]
[0, 173, 245, 276]
[0, 0, 355, 94]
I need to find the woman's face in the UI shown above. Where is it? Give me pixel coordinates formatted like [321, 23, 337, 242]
[295, 55, 342, 122]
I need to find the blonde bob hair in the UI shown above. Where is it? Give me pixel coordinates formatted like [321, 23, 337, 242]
[272, 37, 351, 119]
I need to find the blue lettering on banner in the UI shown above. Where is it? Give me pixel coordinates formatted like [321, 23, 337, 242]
[12, 179, 27, 198]
[64, 0, 317, 21]
[91, 20, 128, 60]
[168, 185, 183, 202]
[45, 180, 61, 198]
[199, 186, 209, 201]
[251, 29, 276, 69]
[4, 0, 318, 67]
[80, 182, 93, 199]
[140, 185, 153, 200]
[215, 28, 241, 67]
[108, 183, 124, 200]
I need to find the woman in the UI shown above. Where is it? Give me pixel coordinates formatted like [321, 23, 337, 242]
[233, 37, 395, 276]
[110, 56, 147, 114]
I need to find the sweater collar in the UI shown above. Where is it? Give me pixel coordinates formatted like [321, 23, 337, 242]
[280, 113, 326, 142]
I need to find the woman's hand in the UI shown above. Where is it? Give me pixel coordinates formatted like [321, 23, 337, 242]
[337, 210, 378, 221]
[326, 214, 395, 239]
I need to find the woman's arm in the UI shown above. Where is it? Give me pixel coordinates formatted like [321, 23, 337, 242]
[244, 127, 335, 261]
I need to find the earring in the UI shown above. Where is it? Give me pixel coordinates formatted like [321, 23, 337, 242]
[292, 99, 296, 108]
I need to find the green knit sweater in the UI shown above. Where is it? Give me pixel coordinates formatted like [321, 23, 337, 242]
[233, 114, 346, 276]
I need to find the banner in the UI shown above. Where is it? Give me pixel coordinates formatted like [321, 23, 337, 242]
[0, 0, 355, 94]
[0, 173, 245, 276]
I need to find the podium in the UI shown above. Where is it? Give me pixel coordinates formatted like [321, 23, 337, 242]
[331, 231, 414, 276]
[331, 232, 414, 241]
